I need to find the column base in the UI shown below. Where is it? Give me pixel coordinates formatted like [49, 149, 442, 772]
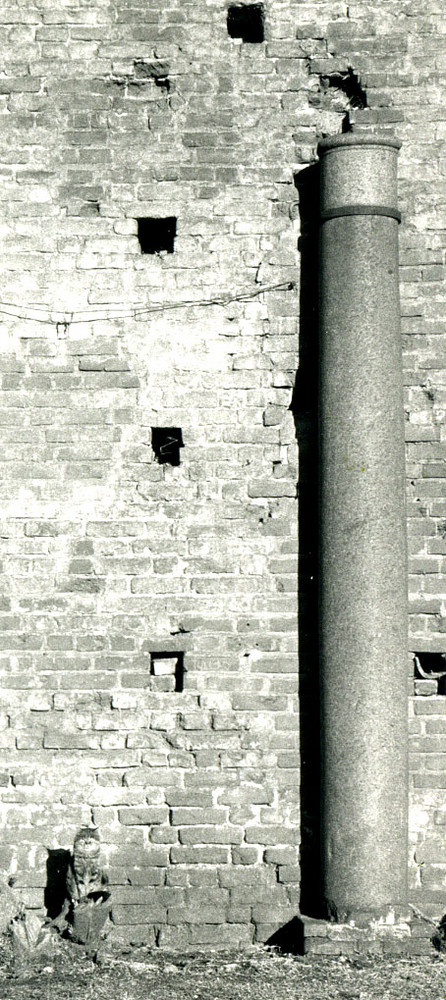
[299, 913, 433, 957]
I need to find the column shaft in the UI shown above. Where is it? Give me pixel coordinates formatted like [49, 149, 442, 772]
[318, 135, 408, 922]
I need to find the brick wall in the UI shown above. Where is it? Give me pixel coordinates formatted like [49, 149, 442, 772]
[0, 0, 445, 944]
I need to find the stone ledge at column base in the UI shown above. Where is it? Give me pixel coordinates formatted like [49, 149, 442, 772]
[299, 914, 434, 957]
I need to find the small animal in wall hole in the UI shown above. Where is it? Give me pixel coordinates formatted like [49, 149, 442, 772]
[150, 652, 184, 692]
[227, 3, 265, 43]
[152, 427, 183, 466]
[137, 217, 177, 254]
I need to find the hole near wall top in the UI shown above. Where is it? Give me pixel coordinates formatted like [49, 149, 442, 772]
[227, 4, 265, 43]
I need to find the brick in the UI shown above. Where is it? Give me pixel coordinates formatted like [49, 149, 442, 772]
[217, 785, 274, 806]
[277, 865, 300, 883]
[303, 939, 346, 956]
[114, 847, 168, 868]
[113, 925, 157, 946]
[251, 904, 294, 926]
[170, 808, 228, 826]
[178, 826, 243, 846]
[112, 905, 167, 925]
[231, 696, 288, 712]
[118, 807, 168, 826]
[415, 840, 446, 864]
[414, 679, 438, 696]
[413, 775, 446, 789]
[43, 730, 101, 750]
[244, 826, 299, 846]
[157, 925, 191, 949]
[112, 887, 159, 905]
[150, 827, 178, 845]
[167, 906, 225, 925]
[108, 868, 164, 887]
[230, 885, 288, 907]
[165, 790, 214, 808]
[170, 847, 230, 865]
[414, 700, 446, 715]
[188, 924, 254, 946]
[232, 848, 260, 865]
[263, 847, 298, 865]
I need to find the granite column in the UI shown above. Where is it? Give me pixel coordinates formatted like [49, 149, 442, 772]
[317, 134, 408, 922]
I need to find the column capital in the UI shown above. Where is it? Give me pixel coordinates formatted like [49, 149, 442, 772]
[318, 131, 401, 221]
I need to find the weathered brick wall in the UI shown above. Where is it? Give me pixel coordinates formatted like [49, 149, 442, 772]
[0, 0, 301, 948]
[0, 0, 445, 944]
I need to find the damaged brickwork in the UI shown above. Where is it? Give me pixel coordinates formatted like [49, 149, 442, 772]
[0, 0, 443, 947]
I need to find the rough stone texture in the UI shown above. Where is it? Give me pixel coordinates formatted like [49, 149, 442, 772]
[0, 0, 443, 944]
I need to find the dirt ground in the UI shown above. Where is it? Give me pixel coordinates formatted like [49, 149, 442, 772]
[0, 940, 446, 1000]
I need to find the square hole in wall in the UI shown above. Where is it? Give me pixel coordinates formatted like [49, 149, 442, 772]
[227, 3, 265, 42]
[414, 652, 446, 695]
[150, 652, 184, 692]
[152, 427, 183, 466]
[137, 217, 177, 254]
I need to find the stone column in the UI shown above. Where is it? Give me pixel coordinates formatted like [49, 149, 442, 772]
[317, 134, 408, 922]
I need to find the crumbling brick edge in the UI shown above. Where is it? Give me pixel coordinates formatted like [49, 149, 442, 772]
[298, 915, 433, 957]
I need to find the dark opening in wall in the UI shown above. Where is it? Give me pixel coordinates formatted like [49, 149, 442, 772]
[321, 67, 368, 109]
[152, 427, 183, 466]
[414, 652, 446, 695]
[155, 76, 170, 93]
[137, 217, 177, 254]
[227, 4, 265, 42]
[134, 59, 170, 81]
[150, 652, 184, 692]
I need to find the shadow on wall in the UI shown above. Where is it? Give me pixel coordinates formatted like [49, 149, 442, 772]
[266, 916, 305, 954]
[44, 848, 72, 920]
[290, 162, 324, 920]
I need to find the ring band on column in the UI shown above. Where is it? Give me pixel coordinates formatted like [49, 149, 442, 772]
[320, 204, 402, 223]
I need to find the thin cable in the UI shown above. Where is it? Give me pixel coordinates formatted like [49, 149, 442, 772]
[0, 280, 295, 326]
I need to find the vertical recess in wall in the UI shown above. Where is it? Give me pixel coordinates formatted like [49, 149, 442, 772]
[291, 162, 321, 917]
